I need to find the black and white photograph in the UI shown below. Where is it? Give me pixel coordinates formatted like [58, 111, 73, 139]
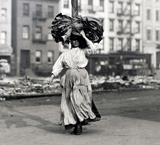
[0, 0, 160, 145]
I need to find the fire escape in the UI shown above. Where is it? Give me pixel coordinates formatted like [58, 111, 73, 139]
[32, 6, 48, 44]
[117, 0, 139, 51]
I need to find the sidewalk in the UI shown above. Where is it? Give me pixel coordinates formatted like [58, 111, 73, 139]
[0, 103, 160, 145]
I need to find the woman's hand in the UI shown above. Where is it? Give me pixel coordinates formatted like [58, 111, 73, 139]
[48, 73, 55, 86]
[47, 80, 51, 86]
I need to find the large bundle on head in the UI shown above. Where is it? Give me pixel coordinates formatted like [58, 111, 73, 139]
[51, 13, 103, 48]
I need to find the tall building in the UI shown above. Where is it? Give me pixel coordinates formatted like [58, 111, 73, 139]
[12, 0, 59, 76]
[59, 0, 152, 75]
[59, 0, 142, 52]
[2, 0, 159, 76]
[142, 0, 160, 69]
[0, 0, 13, 71]
[108, 0, 142, 52]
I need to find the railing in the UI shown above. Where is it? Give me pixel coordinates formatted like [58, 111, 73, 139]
[32, 34, 48, 43]
[93, 6, 104, 12]
[133, 27, 139, 34]
[117, 27, 123, 34]
[117, 8, 124, 16]
[132, 10, 140, 16]
[116, 45, 123, 50]
[33, 12, 48, 21]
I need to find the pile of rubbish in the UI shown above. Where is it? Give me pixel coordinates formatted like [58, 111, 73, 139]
[0, 76, 61, 99]
[90, 75, 160, 91]
[0, 75, 160, 100]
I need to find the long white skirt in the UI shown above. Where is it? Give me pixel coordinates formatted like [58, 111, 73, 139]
[60, 68, 101, 130]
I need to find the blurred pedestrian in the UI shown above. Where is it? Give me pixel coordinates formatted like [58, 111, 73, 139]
[48, 30, 101, 135]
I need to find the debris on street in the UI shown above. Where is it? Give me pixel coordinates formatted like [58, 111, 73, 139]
[0, 76, 62, 100]
[0, 75, 160, 100]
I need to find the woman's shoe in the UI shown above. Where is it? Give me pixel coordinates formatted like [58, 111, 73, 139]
[73, 124, 82, 135]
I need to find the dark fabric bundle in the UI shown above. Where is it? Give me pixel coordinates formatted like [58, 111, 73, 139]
[51, 13, 104, 48]
[51, 13, 72, 43]
[82, 17, 103, 43]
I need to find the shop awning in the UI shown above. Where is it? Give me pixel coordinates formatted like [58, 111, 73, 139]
[0, 45, 13, 56]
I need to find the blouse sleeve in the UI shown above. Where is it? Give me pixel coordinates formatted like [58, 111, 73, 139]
[83, 42, 97, 56]
[51, 53, 64, 76]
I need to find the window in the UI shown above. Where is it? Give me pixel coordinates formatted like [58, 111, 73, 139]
[146, 29, 152, 40]
[48, 6, 54, 18]
[109, 38, 114, 51]
[156, 10, 159, 21]
[36, 4, 42, 17]
[88, 0, 93, 5]
[126, 3, 131, 15]
[118, 20, 123, 31]
[0, 31, 6, 45]
[35, 26, 42, 39]
[117, 2, 123, 14]
[135, 4, 140, 15]
[109, 1, 114, 13]
[48, 27, 52, 40]
[47, 51, 53, 63]
[99, 0, 104, 12]
[1, 8, 7, 22]
[126, 21, 131, 33]
[64, 0, 69, 8]
[22, 26, 29, 39]
[126, 39, 131, 50]
[23, 3, 29, 16]
[147, 9, 151, 20]
[35, 50, 42, 63]
[78, 0, 81, 11]
[109, 19, 114, 31]
[117, 38, 123, 50]
[156, 30, 160, 41]
[135, 39, 140, 51]
[135, 21, 140, 33]
[88, 0, 93, 12]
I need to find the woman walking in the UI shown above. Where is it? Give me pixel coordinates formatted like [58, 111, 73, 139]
[49, 30, 101, 135]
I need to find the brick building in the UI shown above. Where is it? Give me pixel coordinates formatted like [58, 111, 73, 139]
[12, 0, 59, 76]
[0, 0, 12, 73]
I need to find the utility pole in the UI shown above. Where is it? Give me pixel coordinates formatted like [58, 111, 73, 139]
[71, 0, 78, 17]
[129, 0, 132, 51]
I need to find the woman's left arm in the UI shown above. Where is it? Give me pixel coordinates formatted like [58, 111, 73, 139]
[80, 31, 97, 55]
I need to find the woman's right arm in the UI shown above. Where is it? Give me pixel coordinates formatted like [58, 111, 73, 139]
[48, 54, 64, 84]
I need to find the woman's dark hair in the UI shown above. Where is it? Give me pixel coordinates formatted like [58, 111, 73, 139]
[70, 34, 87, 49]
[71, 40, 79, 48]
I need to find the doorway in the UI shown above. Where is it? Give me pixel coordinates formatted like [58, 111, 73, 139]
[20, 50, 30, 75]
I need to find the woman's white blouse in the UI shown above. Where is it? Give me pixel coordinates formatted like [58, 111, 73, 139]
[52, 47, 96, 76]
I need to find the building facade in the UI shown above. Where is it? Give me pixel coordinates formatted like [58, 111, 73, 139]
[0, 0, 13, 70]
[1, 0, 159, 76]
[142, 0, 160, 69]
[12, 0, 59, 76]
[107, 0, 142, 52]
[58, 0, 154, 76]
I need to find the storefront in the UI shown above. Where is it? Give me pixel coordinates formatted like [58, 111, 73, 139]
[0, 45, 13, 74]
[87, 51, 151, 76]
